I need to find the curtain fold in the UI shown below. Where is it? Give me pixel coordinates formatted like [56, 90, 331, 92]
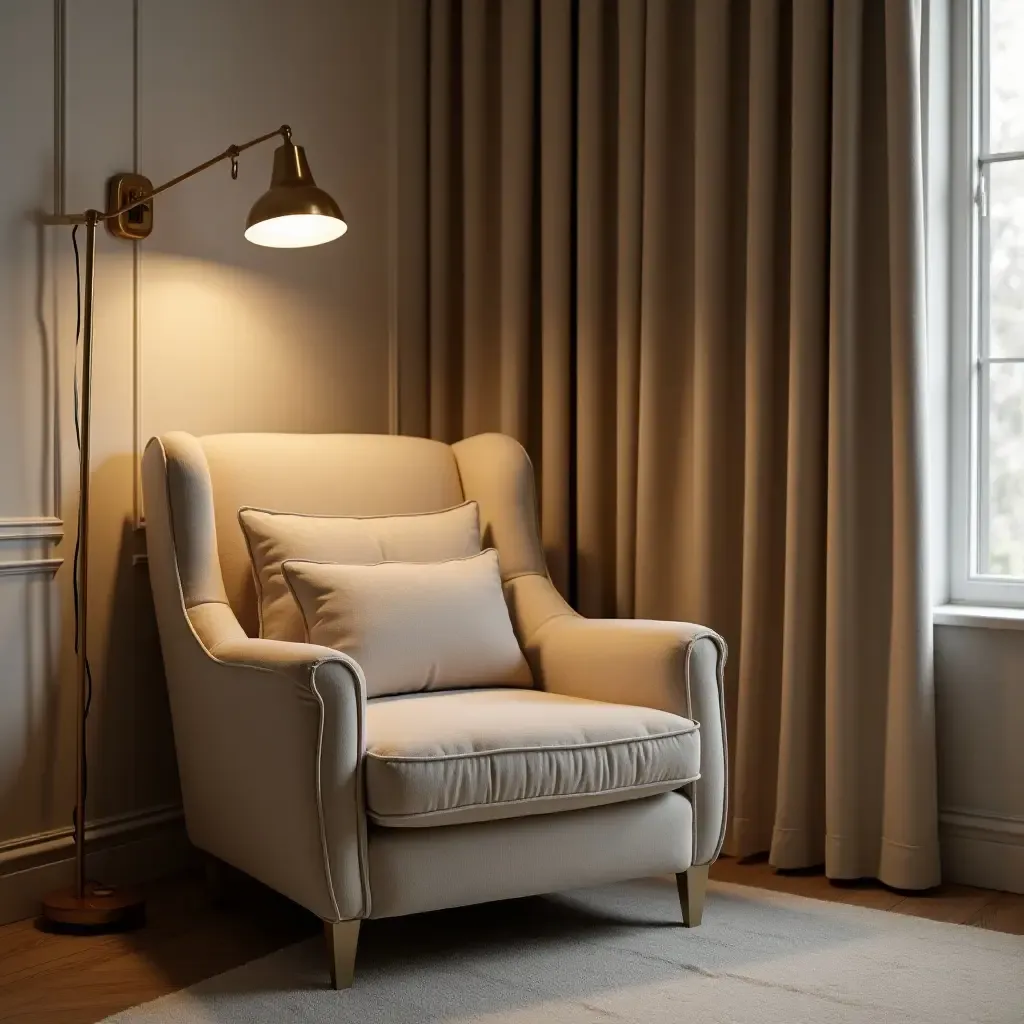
[406, 0, 940, 889]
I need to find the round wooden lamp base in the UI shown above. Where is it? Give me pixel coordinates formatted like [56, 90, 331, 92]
[41, 881, 145, 931]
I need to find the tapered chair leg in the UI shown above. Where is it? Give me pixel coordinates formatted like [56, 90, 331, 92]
[324, 919, 360, 990]
[677, 864, 709, 927]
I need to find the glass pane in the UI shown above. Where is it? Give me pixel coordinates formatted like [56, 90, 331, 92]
[987, 161, 1024, 358]
[989, 0, 1024, 154]
[983, 362, 1024, 577]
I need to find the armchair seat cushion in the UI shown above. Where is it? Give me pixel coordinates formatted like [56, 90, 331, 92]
[364, 689, 700, 827]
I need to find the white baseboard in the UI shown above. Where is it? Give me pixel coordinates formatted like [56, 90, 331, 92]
[940, 808, 1024, 895]
[0, 803, 196, 926]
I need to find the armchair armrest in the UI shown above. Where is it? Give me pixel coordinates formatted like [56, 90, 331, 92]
[530, 611, 728, 866]
[142, 433, 369, 921]
[167, 615, 369, 922]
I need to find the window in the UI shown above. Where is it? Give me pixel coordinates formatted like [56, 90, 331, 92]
[951, 0, 1024, 605]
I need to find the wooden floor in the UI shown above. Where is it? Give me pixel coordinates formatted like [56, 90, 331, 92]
[1, 858, 1021, 1024]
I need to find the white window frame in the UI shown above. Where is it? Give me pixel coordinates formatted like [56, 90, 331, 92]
[950, 0, 1024, 607]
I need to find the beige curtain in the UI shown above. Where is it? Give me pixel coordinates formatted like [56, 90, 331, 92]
[399, 0, 940, 889]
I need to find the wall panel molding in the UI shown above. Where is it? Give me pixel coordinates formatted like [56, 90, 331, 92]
[0, 516, 64, 542]
[6, 2, 68, 536]
[0, 558, 63, 578]
[50, 0, 66, 518]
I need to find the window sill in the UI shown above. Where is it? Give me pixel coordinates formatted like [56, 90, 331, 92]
[933, 604, 1024, 631]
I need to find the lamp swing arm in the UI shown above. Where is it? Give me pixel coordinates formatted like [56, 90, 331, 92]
[45, 125, 292, 226]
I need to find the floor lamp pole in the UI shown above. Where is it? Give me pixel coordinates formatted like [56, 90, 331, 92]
[41, 211, 144, 929]
[73, 212, 97, 902]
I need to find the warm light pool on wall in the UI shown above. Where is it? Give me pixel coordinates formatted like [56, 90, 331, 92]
[41, 125, 346, 932]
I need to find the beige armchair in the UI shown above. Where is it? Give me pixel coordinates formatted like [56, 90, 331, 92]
[142, 431, 728, 989]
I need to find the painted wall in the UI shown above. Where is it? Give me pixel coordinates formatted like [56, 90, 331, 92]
[0, 0, 395, 921]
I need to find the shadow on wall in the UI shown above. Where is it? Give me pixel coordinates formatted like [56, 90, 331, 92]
[90, 455, 181, 826]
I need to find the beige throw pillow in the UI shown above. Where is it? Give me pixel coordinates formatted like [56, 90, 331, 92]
[238, 502, 480, 642]
[281, 550, 534, 698]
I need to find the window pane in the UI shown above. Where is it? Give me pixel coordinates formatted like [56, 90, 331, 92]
[983, 362, 1024, 577]
[989, 0, 1024, 154]
[987, 161, 1024, 357]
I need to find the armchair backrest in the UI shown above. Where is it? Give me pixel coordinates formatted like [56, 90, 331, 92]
[143, 431, 568, 645]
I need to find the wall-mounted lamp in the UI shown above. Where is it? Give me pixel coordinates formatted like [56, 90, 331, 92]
[41, 124, 346, 931]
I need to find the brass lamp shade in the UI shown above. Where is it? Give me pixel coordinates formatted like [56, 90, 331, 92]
[244, 141, 347, 248]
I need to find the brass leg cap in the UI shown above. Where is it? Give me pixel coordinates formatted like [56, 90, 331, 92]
[41, 881, 145, 931]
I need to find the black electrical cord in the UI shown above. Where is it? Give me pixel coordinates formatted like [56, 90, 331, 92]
[70, 224, 93, 844]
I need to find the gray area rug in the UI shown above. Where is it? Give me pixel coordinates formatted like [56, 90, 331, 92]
[105, 879, 1024, 1023]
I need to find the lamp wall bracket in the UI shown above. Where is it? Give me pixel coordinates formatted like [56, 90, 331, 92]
[106, 174, 154, 241]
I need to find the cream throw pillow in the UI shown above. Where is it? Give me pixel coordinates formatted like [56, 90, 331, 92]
[281, 550, 534, 698]
[238, 502, 480, 642]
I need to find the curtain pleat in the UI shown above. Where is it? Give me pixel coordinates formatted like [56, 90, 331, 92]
[411, 0, 940, 889]
[771, 0, 831, 871]
[535, 0, 574, 597]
